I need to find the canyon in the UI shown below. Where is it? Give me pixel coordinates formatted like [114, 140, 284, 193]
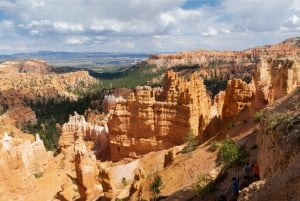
[0, 38, 299, 200]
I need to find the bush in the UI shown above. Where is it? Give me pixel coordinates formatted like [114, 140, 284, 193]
[193, 171, 228, 199]
[253, 111, 262, 123]
[218, 139, 249, 168]
[33, 171, 43, 178]
[226, 122, 235, 129]
[122, 177, 128, 186]
[192, 174, 215, 198]
[208, 140, 219, 152]
[150, 174, 163, 200]
[182, 130, 199, 153]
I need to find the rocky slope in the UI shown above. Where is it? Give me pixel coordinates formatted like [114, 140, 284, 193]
[105, 50, 300, 161]
[0, 132, 53, 201]
[0, 38, 299, 201]
[0, 59, 98, 109]
[239, 87, 300, 201]
[148, 37, 300, 69]
[146, 37, 300, 91]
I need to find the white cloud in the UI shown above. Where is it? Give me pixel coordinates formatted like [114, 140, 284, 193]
[65, 36, 89, 45]
[203, 27, 218, 36]
[160, 13, 176, 27]
[288, 15, 300, 25]
[2, 20, 14, 28]
[53, 22, 84, 32]
[0, 0, 299, 53]
[30, 30, 40, 36]
[0, 1, 16, 10]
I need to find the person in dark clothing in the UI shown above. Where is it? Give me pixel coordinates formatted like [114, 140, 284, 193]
[244, 162, 252, 179]
[232, 176, 239, 197]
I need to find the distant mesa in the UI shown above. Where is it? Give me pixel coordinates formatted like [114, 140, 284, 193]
[0, 59, 54, 74]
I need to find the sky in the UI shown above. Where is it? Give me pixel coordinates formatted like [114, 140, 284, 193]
[0, 0, 299, 54]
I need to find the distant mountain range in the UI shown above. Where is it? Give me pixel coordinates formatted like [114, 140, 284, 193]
[0, 51, 150, 67]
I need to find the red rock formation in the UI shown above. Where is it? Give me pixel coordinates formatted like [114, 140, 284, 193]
[222, 79, 254, 118]
[253, 57, 300, 104]
[59, 112, 109, 160]
[107, 71, 212, 161]
[0, 59, 98, 108]
[74, 137, 102, 200]
[239, 87, 300, 201]
[0, 59, 53, 74]
[148, 37, 300, 69]
[2, 106, 37, 127]
[0, 133, 52, 200]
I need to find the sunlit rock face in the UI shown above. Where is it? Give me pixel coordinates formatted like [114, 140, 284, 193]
[239, 88, 300, 201]
[107, 71, 212, 161]
[222, 79, 254, 118]
[257, 88, 300, 179]
[253, 57, 300, 104]
[147, 37, 300, 69]
[0, 59, 98, 108]
[0, 133, 52, 200]
[59, 112, 109, 159]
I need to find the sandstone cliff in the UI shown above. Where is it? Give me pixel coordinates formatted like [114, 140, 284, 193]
[0, 132, 53, 200]
[147, 37, 300, 69]
[0, 59, 98, 108]
[59, 112, 109, 159]
[253, 57, 300, 104]
[106, 71, 212, 161]
[107, 52, 300, 160]
[239, 87, 300, 201]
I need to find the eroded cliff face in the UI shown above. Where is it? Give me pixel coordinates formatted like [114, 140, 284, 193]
[239, 88, 300, 201]
[107, 53, 300, 161]
[59, 112, 109, 159]
[107, 71, 212, 161]
[0, 59, 98, 108]
[253, 57, 300, 104]
[257, 88, 300, 179]
[0, 133, 53, 200]
[222, 79, 254, 118]
[147, 37, 300, 69]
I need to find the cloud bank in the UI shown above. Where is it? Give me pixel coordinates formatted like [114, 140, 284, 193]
[0, 0, 299, 53]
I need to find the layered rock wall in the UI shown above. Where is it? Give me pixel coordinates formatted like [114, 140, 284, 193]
[253, 58, 300, 104]
[0, 133, 52, 200]
[239, 88, 300, 201]
[222, 79, 254, 118]
[257, 88, 300, 179]
[107, 71, 212, 161]
[148, 37, 300, 69]
[59, 112, 109, 159]
[0, 60, 98, 108]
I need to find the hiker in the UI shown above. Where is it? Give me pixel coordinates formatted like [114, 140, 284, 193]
[244, 162, 252, 179]
[232, 176, 239, 198]
[252, 162, 260, 180]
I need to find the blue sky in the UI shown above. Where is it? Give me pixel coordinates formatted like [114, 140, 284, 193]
[0, 0, 299, 54]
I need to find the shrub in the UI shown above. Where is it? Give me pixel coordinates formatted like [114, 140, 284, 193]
[192, 174, 215, 198]
[208, 140, 219, 152]
[150, 174, 163, 201]
[253, 111, 262, 123]
[122, 177, 128, 186]
[218, 139, 249, 168]
[226, 122, 235, 129]
[182, 130, 199, 153]
[33, 171, 43, 178]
